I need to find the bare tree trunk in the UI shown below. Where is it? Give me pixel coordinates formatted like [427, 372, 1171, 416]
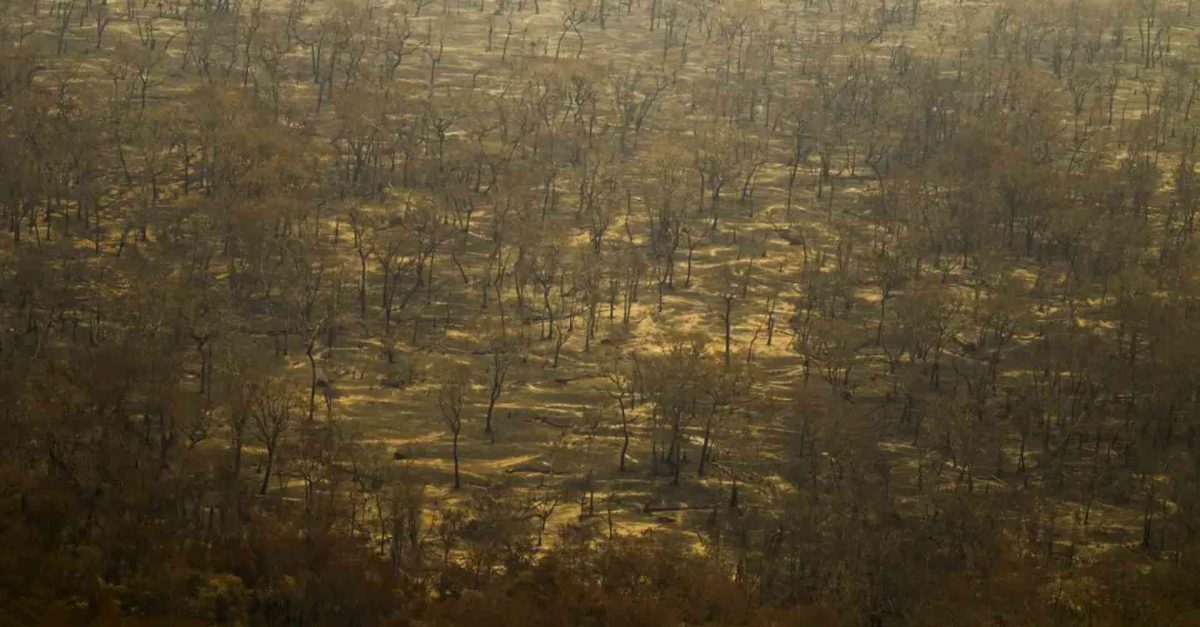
[259, 447, 275, 496]
[452, 431, 461, 489]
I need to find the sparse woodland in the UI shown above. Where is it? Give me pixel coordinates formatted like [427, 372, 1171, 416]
[4, 0, 1200, 622]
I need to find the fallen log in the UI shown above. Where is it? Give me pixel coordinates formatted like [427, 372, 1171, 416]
[504, 466, 562, 475]
[641, 503, 720, 514]
[531, 415, 571, 432]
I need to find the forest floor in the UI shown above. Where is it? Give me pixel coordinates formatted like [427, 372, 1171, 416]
[27, 0, 1157, 554]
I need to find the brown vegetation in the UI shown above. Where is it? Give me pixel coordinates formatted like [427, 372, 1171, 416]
[4, 0, 1200, 623]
